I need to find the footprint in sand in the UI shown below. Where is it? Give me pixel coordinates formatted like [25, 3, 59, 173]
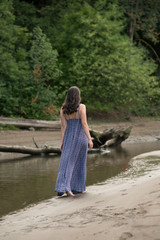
[121, 189, 127, 192]
[150, 190, 158, 194]
[121, 193, 128, 196]
[119, 232, 133, 240]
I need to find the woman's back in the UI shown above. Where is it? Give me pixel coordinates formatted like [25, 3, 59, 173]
[63, 106, 80, 120]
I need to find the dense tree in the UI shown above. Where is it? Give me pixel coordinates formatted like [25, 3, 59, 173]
[0, 0, 160, 119]
[0, 0, 30, 116]
[13, 0, 37, 31]
[30, 26, 61, 88]
[0, 1, 61, 119]
[118, 0, 160, 113]
[23, 26, 62, 119]
[53, 3, 158, 114]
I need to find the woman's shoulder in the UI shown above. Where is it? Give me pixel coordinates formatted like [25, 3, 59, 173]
[80, 103, 86, 109]
[79, 104, 86, 114]
[60, 106, 64, 115]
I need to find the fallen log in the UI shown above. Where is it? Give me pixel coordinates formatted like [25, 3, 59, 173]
[0, 144, 110, 155]
[0, 145, 61, 155]
[0, 127, 132, 156]
[0, 117, 61, 129]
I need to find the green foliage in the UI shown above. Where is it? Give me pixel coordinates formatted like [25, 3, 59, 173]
[53, 2, 158, 114]
[0, 1, 61, 119]
[21, 26, 62, 119]
[13, 0, 37, 31]
[29, 26, 61, 88]
[0, 0, 31, 116]
[0, 0, 159, 119]
[18, 72, 60, 120]
[0, 124, 19, 130]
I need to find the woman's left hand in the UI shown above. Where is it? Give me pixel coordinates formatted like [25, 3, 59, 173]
[88, 139, 93, 149]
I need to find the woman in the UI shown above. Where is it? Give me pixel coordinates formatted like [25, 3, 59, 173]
[55, 86, 93, 197]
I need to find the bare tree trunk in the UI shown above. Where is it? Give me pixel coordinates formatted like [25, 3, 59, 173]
[130, 0, 134, 43]
[130, 0, 139, 43]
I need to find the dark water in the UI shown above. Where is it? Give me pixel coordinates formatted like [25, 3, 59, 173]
[0, 141, 160, 218]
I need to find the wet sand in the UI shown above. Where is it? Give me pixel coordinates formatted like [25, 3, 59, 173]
[0, 119, 160, 239]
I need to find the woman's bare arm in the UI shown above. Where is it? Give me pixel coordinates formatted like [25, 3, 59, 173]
[80, 104, 93, 149]
[60, 108, 67, 150]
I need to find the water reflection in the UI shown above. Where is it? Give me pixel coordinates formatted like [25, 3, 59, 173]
[0, 141, 160, 218]
[87, 146, 129, 185]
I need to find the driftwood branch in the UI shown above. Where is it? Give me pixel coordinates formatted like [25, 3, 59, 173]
[32, 137, 39, 148]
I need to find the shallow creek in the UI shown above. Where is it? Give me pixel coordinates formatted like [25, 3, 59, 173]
[0, 140, 160, 218]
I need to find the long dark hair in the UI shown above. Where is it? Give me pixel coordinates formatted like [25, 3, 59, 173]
[62, 86, 81, 115]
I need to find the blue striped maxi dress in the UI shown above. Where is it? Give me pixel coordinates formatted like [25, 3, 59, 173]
[55, 105, 88, 196]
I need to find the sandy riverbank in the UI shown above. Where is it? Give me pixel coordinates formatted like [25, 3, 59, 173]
[0, 119, 160, 239]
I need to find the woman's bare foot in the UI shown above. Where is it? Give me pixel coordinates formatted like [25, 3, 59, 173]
[66, 191, 75, 197]
[82, 189, 87, 194]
